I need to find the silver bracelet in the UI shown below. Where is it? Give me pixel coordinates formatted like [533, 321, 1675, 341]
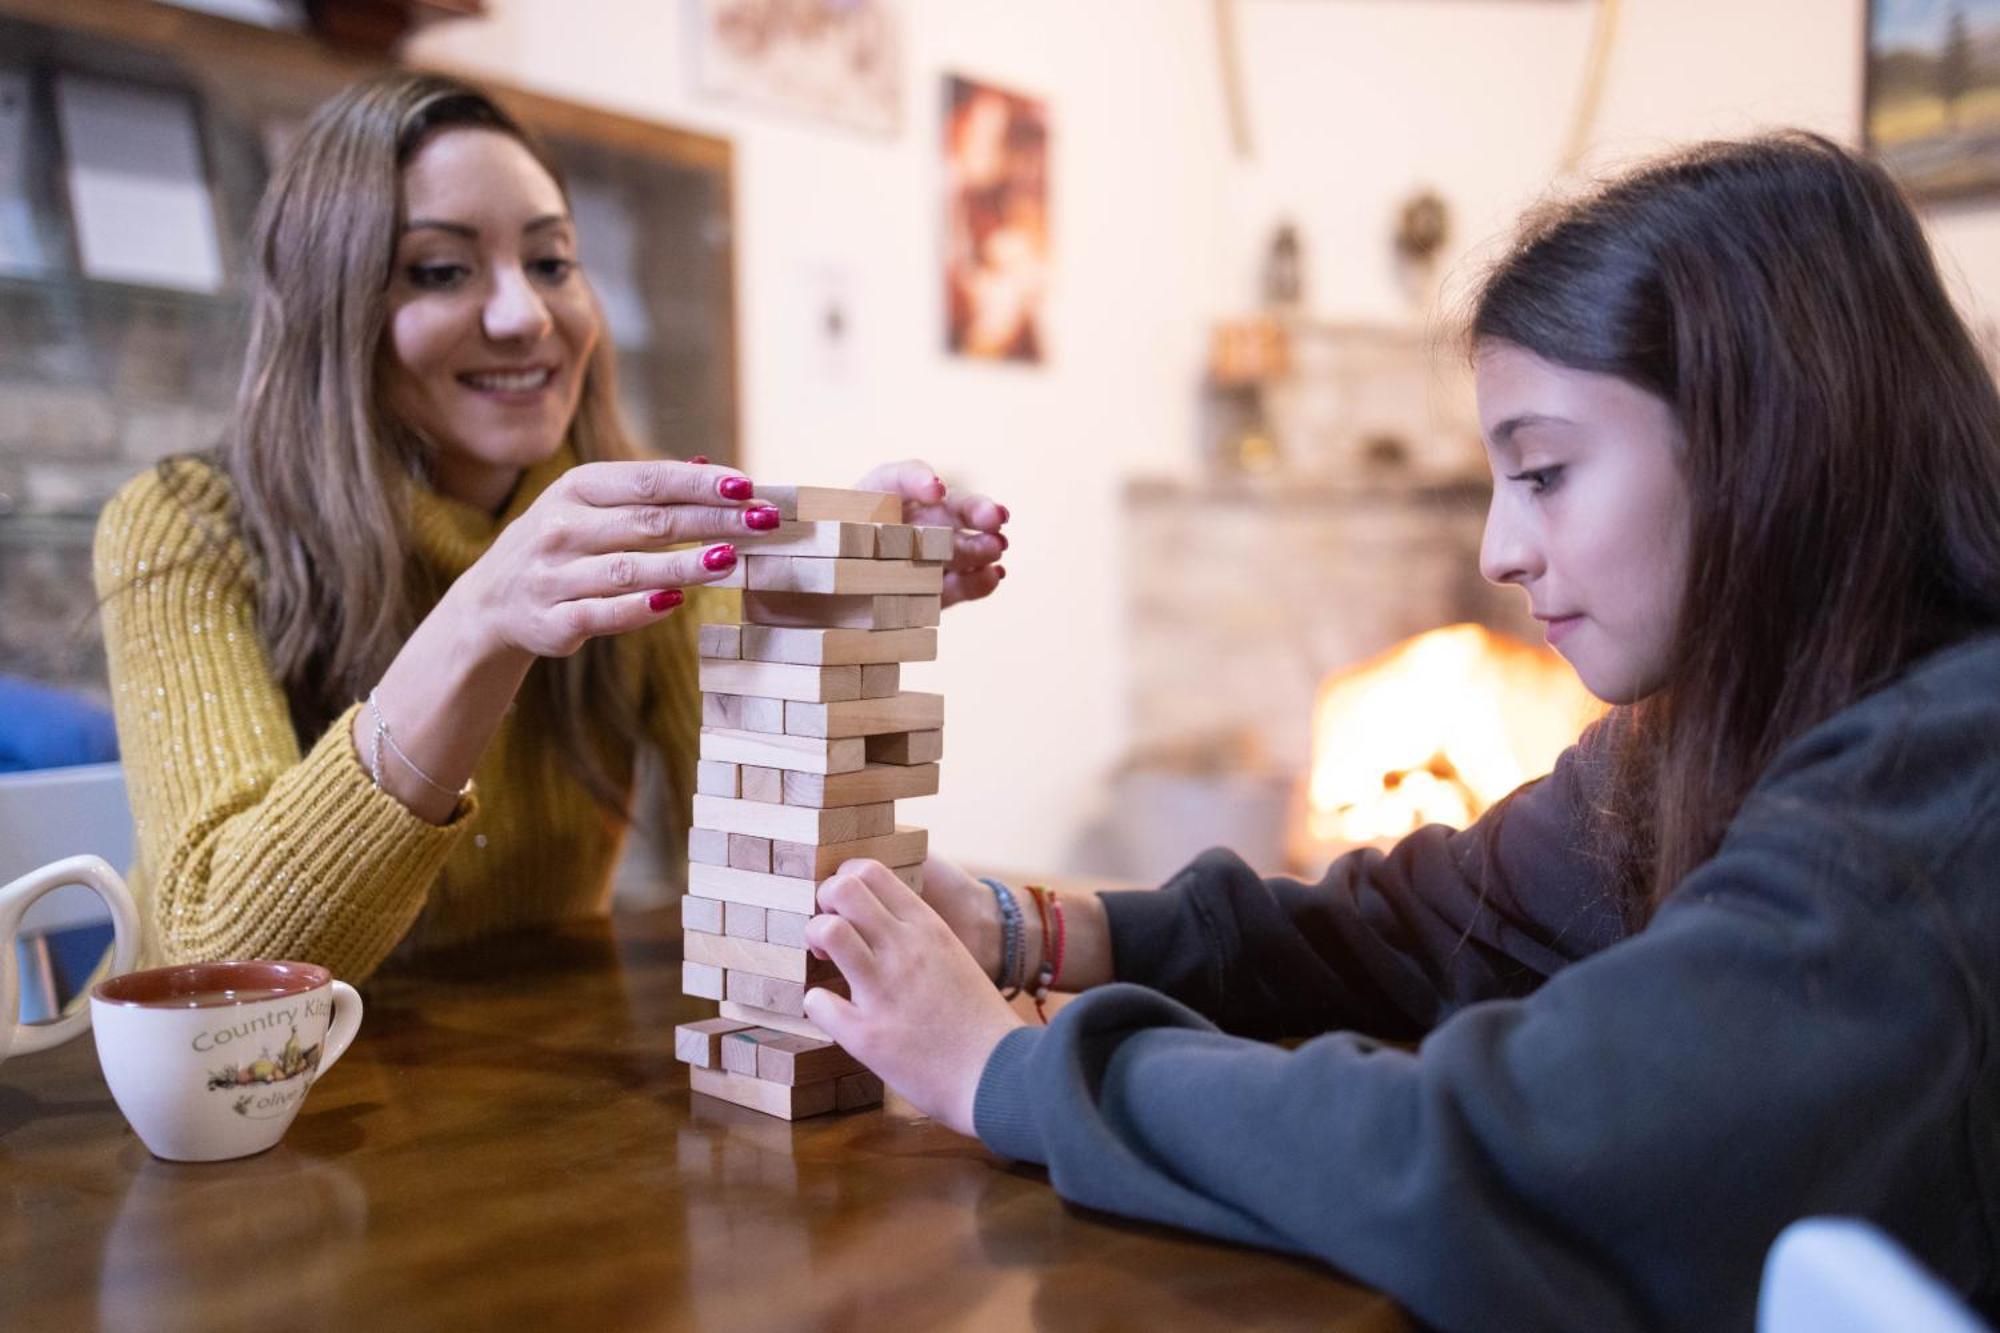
[366, 690, 466, 800]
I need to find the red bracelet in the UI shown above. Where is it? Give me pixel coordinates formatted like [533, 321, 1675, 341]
[1025, 885, 1065, 1024]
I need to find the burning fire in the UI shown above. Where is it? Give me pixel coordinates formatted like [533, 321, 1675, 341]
[1303, 623, 1602, 847]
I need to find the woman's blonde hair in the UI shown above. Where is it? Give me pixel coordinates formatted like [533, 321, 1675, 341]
[211, 70, 649, 809]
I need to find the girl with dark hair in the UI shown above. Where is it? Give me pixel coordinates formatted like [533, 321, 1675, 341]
[93, 71, 1008, 980]
[799, 133, 2000, 1329]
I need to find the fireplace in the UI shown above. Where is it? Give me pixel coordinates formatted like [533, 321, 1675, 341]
[1292, 622, 1600, 867]
[1076, 318, 1597, 882]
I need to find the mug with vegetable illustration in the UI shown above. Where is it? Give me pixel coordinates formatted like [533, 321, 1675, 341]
[90, 960, 362, 1162]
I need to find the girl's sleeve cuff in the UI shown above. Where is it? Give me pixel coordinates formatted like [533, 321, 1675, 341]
[973, 1025, 1047, 1164]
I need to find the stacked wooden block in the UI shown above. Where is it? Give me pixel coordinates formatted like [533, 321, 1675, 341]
[674, 486, 951, 1119]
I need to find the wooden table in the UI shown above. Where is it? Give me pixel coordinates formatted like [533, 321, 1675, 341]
[0, 909, 1406, 1330]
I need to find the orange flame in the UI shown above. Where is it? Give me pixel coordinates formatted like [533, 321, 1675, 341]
[1304, 624, 1603, 846]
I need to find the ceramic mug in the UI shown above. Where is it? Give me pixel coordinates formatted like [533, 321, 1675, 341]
[91, 960, 363, 1162]
[0, 854, 141, 1065]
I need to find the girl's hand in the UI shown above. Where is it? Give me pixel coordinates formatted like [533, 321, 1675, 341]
[803, 859, 1025, 1137]
[457, 459, 779, 659]
[916, 855, 1006, 983]
[851, 459, 1010, 608]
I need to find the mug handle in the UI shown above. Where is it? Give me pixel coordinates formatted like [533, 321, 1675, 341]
[312, 981, 364, 1078]
[1, 854, 141, 1057]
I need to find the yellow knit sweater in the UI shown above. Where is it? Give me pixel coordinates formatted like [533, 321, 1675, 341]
[92, 451, 703, 981]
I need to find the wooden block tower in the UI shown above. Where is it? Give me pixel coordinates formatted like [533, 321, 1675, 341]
[673, 485, 953, 1119]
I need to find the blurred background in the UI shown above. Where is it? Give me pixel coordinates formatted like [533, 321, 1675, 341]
[1, 0, 1992, 887]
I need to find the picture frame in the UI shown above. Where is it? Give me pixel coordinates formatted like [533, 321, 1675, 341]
[942, 73, 1049, 364]
[1864, 0, 2000, 202]
[690, 0, 903, 135]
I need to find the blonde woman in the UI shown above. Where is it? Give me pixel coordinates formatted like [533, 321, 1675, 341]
[93, 72, 1008, 980]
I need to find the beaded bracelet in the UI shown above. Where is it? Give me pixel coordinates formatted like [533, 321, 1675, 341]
[366, 690, 469, 801]
[1023, 884, 1066, 1024]
[980, 876, 1026, 997]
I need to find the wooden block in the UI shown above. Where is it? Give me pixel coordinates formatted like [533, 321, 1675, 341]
[724, 900, 767, 942]
[699, 659, 862, 704]
[739, 625, 937, 666]
[741, 591, 921, 630]
[682, 959, 724, 1001]
[866, 729, 943, 766]
[770, 826, 928, 880]
[835, 1071, 886, 1111]
[695, 759, 740, 798]
[874, 524, 914, 559]
[675, 1018, 752, 1068]
[693, 794, 894, 845]
[686, 930, 835, 985]
[726, 969, 807, 1017]
[894, 863, 924, 893]
[720, 999, 829, 1041]
[745, 557, 943, 597]
[721, 1027, 787, 1077]
[727, 833, 772, 873]
[753, 485, 902, 525]
[756, 1034, 866, 1086]
[689, 827, 730, 865]
[765, 909, 810, 948]
[681, 894, 724, 935]
[898, 595, 941, 628]
[702, 727, 867, 776]
[782, 762, 939, 809]
[696, 623, 741, 659]
[914, 526, 954, 563]
[703, 693, 786, 733]
[859, 663, 900, 699]
[689, 1064, 838, 1120]
[738, 520, 874, 558]
[786, 692, 944, 740]
[689, 862, 819, 913]
[738, 764, 782, 804]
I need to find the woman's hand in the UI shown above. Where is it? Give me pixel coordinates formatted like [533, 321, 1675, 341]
[852, 459, 1010, 608]
[455, 458, 777, 660]
[803, 859, 1025, 1137]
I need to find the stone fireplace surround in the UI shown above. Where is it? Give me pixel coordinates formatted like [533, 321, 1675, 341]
[1071, 319, 1540, 883]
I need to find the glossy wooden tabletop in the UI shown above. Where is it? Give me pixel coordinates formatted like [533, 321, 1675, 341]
[0, 909, 1406, 1330]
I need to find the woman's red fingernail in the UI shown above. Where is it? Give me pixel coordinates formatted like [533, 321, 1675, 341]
[995, 565, 1007, 580]
[718, 476, 753, 502]
[745, 505, 781, 531]
[996, 504, 1011, 524]
[689, 455, 711, 466]
[996, 533, 1010, 551]
[931, 475, 947, 497]
[649, 589, 683, 613]
[703, 544, 738, 571]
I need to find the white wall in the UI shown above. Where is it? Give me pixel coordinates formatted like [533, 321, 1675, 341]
[410, 0, 2000, 876]
[408, 1, 1231, 874]
[1225, 0, 2000, 331]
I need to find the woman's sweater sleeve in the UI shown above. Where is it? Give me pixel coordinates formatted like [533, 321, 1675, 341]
[1101, 732, 1624, 1040]
[93, 465, 470, 979]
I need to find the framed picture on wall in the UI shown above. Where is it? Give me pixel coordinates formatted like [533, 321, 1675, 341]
[691, 0, 903, 134]
[942, 74, 1049, 364]
[1865, 0, 2000, 201]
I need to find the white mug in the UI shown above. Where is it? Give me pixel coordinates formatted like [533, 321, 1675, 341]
[91, 960, 363, 1162]
[0, 854, 141, 1064]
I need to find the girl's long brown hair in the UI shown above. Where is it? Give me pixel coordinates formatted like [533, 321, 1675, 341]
[1472, 133, 2000, 924]
[207, 71, 651, 810]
